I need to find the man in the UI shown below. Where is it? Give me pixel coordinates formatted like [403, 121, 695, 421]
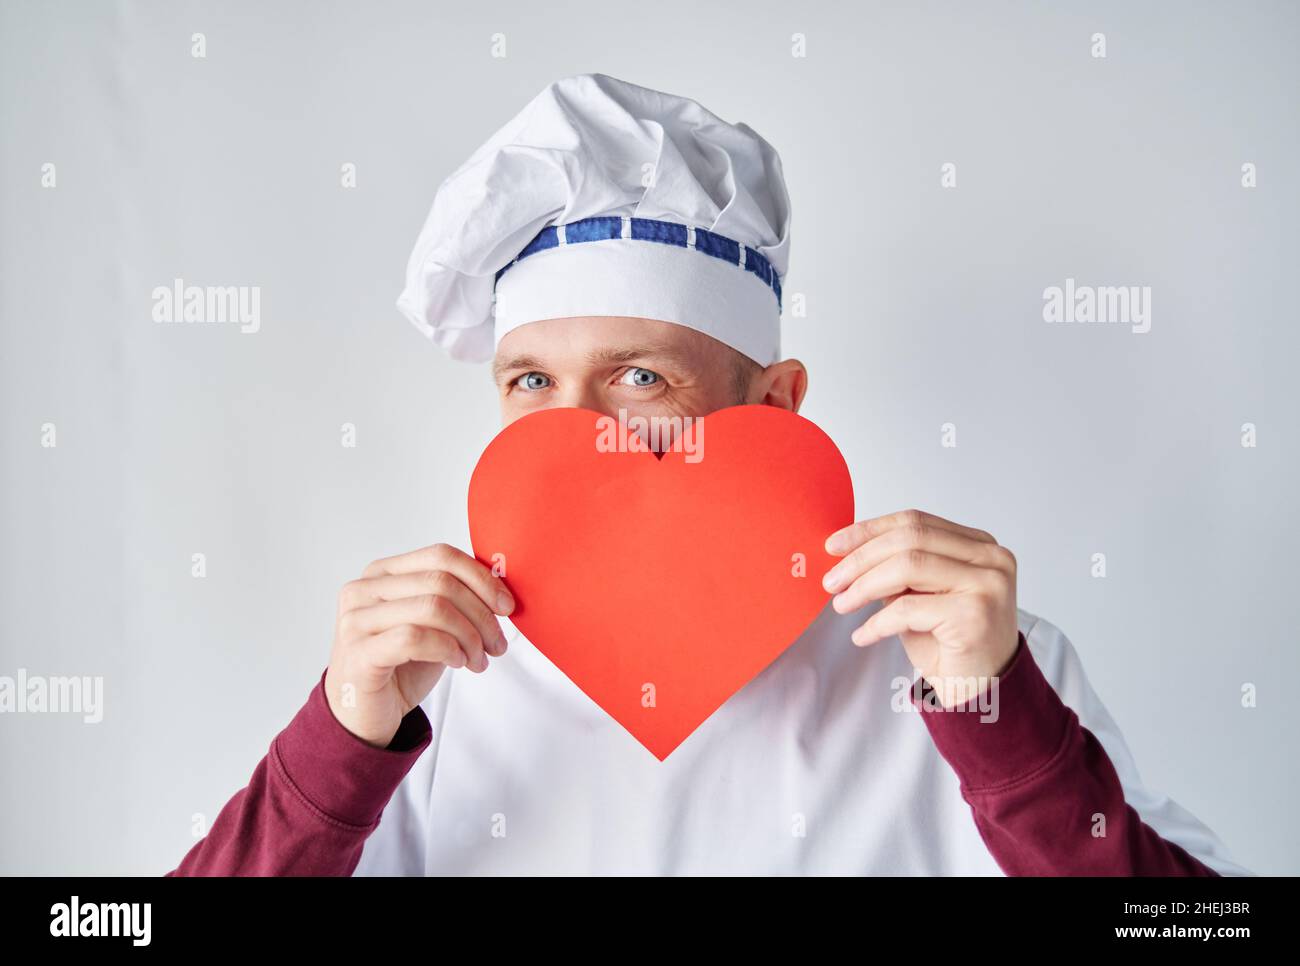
[167, 73, 1250, 876]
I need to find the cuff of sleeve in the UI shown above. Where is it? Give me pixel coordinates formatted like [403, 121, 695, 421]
[272, 667, 433, 828]
[909, 630, 1075, 792]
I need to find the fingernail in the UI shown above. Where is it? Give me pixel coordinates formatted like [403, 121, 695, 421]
[497, 592, 515, 615]
[823, 568, 844, 592]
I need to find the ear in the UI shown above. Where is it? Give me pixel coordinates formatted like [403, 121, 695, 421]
[749, 358, 808, 412]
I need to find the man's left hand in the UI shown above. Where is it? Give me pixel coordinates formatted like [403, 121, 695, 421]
[822, 509, 1021, 707]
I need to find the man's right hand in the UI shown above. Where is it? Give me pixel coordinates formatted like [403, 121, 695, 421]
[324, 543, 515, 748]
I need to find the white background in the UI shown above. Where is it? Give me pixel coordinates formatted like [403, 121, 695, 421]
[1, 0, 1295, 874]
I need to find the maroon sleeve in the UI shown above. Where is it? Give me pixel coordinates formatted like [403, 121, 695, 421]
[165, 667, 432, 876]
[911, 632, 1218, 876]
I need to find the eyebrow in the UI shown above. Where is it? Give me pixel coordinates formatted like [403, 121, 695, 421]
[584, 343, 695, 370]
[491, 353, 549, 381]
[491, 342, 698, 381]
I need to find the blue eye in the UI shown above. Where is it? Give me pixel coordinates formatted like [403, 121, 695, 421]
[620, 367, 661, 388]
[515, 372, 551, 391]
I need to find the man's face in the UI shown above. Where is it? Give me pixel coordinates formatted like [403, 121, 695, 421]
[491, 316, 807, 435]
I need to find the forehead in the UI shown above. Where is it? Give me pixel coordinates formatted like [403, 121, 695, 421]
[492, 316, 728, 372]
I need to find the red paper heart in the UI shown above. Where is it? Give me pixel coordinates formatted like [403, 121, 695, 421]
[467, 404, 854, 760]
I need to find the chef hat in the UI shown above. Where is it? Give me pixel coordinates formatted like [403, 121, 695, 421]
[396, 72, 791, 366]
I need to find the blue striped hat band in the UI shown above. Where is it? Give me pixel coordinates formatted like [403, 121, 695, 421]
[494, 216, 783, 311]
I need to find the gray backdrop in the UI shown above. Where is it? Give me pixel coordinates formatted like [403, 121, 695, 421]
[1, 0, 1296, 875]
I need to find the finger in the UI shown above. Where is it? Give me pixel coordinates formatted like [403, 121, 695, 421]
[823, 522, 1010, 594]
[850, 592, 946, 646]
[343, 594, 489, 672]
[339, 571, 509, 656]
[831, 549, 988, 615]
[364, 623, 469, 671]
[825, 509, 996, 555]
[362, 543, 515, 616]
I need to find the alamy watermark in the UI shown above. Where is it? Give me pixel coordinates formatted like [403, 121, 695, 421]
[50, 896, 150, 946]
[1043, 277, 1151, 334]
[152, 278, 260, 333]
[891, 672, 1000, 723]
[0, 669, 103, 723]
[594, 407, 704, 463]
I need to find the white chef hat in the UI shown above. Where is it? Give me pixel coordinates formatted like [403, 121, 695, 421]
[396, 72, 791, 366]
